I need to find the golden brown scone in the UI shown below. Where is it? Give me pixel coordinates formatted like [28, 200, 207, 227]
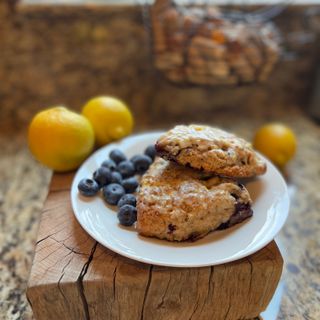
[137, 158, 253, 241]
[156, 124, 266, 178]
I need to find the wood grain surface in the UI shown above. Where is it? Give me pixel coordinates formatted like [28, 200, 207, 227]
[27, 173, 283, 320]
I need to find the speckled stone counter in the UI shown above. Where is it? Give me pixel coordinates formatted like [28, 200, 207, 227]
[0, 129, 51, 320]
[1, 104, 319, 319]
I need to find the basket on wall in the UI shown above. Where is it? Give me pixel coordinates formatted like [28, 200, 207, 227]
[151, 0, 281, 86]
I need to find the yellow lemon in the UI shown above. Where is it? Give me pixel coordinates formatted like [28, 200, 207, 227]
[82, 96, 134, 146]
[28, 106, 95, 172]
[253, 123, 297, 168]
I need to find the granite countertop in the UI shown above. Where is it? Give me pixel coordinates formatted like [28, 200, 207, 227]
[0, 104, 319, 320]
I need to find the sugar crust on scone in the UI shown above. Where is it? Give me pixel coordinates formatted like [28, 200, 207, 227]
[156, 124, 266, 178]
[137, 158, 253, 241]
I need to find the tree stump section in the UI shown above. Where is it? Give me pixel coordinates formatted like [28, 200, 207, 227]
[27, 173, 283, 320]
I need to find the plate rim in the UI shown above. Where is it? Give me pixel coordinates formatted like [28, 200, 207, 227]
[71, 131, 290, 267]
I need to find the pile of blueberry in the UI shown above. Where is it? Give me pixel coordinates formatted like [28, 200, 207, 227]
[78, 145, 156, 226]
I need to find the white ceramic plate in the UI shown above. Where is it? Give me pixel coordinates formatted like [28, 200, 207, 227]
[71, 132, 290, 267]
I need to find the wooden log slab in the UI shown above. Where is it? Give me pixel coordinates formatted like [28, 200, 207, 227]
[27, 173, 283, 320]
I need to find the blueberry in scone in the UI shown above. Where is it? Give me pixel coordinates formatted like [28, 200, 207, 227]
[155, 124, 266, 178]
[137, 158, 253, 241]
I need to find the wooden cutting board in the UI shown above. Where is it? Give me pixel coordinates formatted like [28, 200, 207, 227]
[27, 172, 283, 320]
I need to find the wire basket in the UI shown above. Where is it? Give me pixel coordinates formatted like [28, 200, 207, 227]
[150, 0, 282, 86]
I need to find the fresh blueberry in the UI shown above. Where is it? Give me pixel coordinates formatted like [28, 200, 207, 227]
[117, 204, 137, 226]
[117, 194, 137, 207]
[117, 160, 135, 178]
[78, 178, 100, 196]
[144, 145, 156, 160]
[93, 167, 112, 186]
[110, 171, 122, 184]
[131, 155, 152, 174]
[103, 183, 125, 205]
[121, 177, 139, 193]
[101, 159, 117, 171]
[110, 149, 126, 164]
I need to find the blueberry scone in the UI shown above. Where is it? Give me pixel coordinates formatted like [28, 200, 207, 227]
[137, 158, 253, 241]
[156, 124, 266, 178]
